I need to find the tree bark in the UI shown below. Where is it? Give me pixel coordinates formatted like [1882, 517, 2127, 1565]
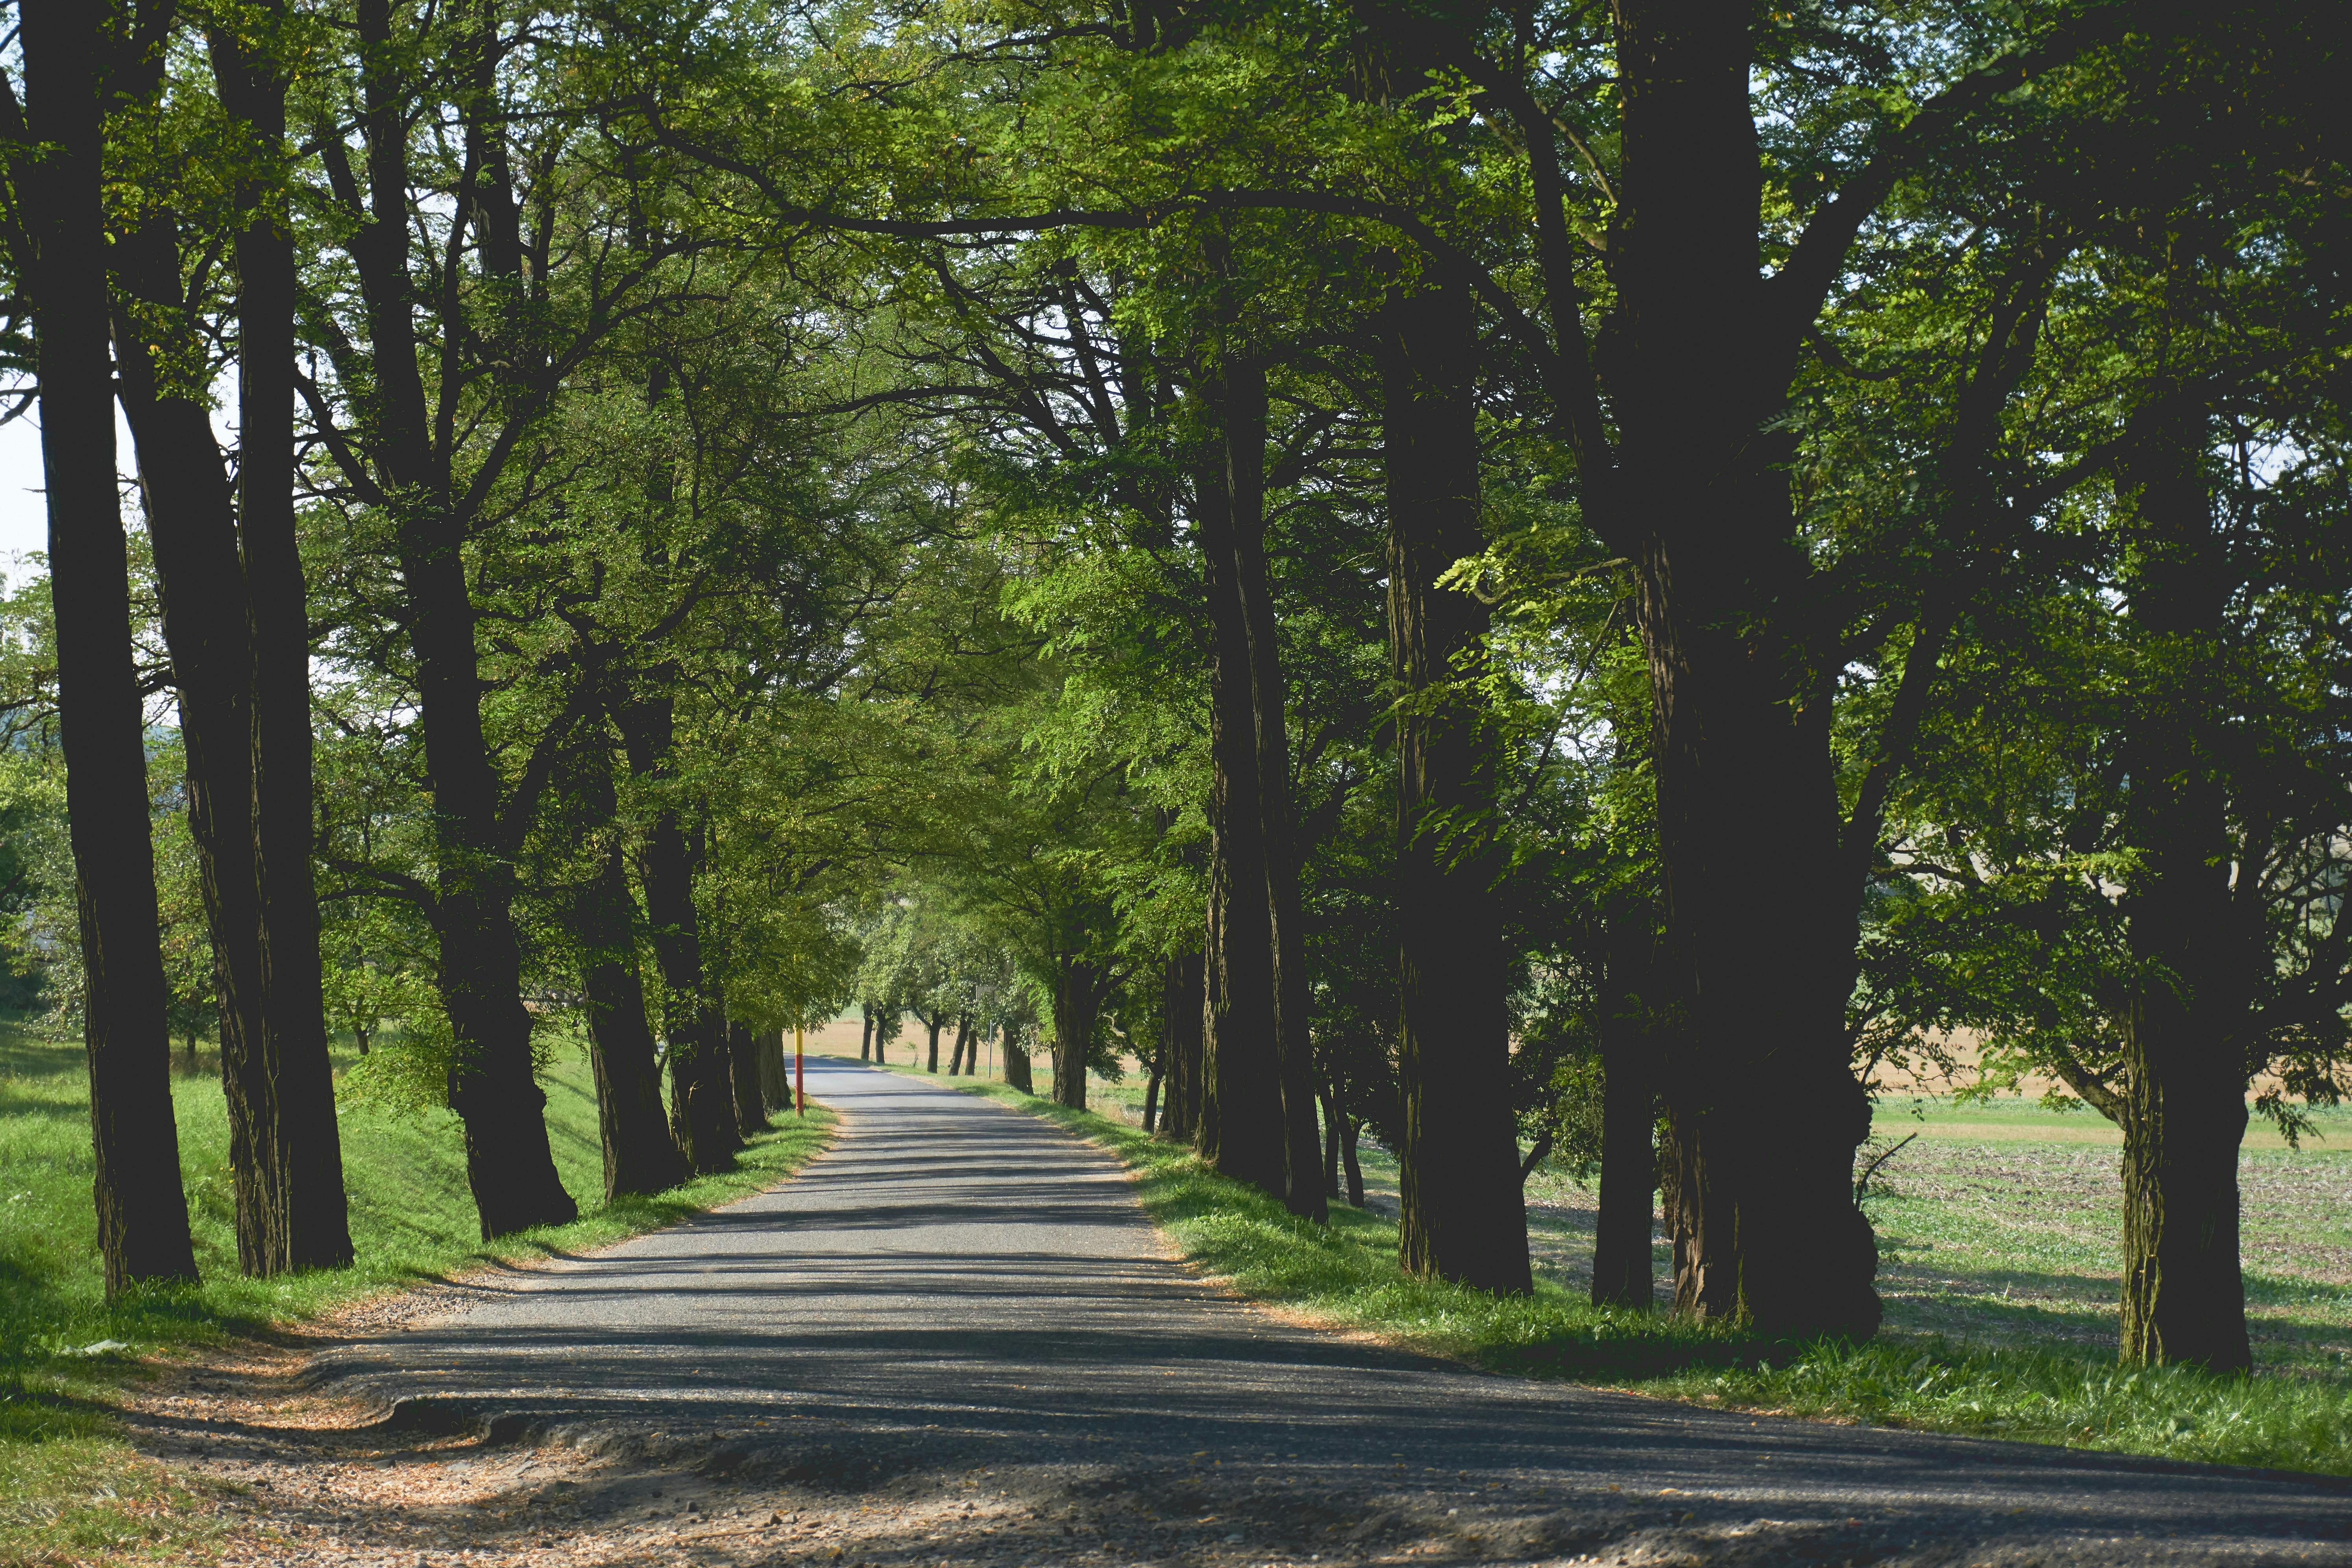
[111, 246, 280, 1273]
[924, 1012, 943, 1073]
[578, 839, 686, 1201]
[1379, 280, 1527, 1294]
[1606, 0, 1877, 1335]
[1160, 950, 1204, 1141]
[1340, 1111, 1365, 1208]
[1193, 444, 1285, 1193]
[1218, 361, 1328, 1222]
[2112, 425, 2252, 1372]
[2119, 1010, 2250, 1371]
[1004, 1029, 1034, 1093]
[1593, 1058, 1656, 1309]
[950, 1014, 973, 1076]
[18, 0, 200, 1296]
[1320, 1081, 1343, 1198]
[1052, 955, 1107, 1109]
[351, 0, 574, 1239]
[860, 1008, 874, 1062]
[209, 7, 353, 1273]
[758, 1030, 790, 1109]
[727, 1021, 769, 1138]
[115, 187, 353, 1272]
[1592, 899, 1655, 1309]
[618, 693, 737, 1174]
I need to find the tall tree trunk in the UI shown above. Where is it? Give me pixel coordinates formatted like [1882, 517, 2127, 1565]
[1592, 897, 1655, 1309]
[1645, 622, 1873, 1331]
[209, 7, 352, 1273]
[111, 254, 280, 1273]
[759, 1030, 790, 1109]
[1320, 1081, 1343, 1198]
[1218, 361, 1328, 1223]
[727, 1021, 768, 1138]
[1193, 446, 1285, 1192]
[578, 839, 686, 1201]
[434, 876, 578, 1234]
[1143, 1053, 1163, 1133]
[17, 0, 200, 1295]
[2119, 1009, 2250, 1370]
[1052, 956, 1106, 1110]
[1340, 1111, 1365, 1209]
[352, 0, 574, 1240]
[563, 705, 682, 1199]
[1004, 1028, 1034, 1093]
[1607, 0, 1876, 1336]
[950, 1014, 973, 1076]
[1160, 951, 1204, 1141]
[618, 694, 737, 1174]
[925, 1014, 943, 1073]
[1379, 281, 1527, 1294]
[115, 194, 352, 1273]
[860, 1008, 874, 1062]
[1593, 1055, 1656, 1309]
[2112, 425, 2252, 1372]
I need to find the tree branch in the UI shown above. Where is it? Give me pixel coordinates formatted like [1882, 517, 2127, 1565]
[2045, 1041, 2125, 1123]
[1768, 4, 2136, 350]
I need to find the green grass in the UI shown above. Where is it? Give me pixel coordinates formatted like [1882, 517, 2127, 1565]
[0, 1016, 835, 1566]
[921, 1066, 2352, 1480]
[1856, 1114, 2352, 1381]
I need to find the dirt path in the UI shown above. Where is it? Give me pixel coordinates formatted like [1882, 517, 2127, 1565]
[128, 1060, 2352, 1566]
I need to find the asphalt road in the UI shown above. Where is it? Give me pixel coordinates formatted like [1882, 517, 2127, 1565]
[314, 1059, 2352, 1566]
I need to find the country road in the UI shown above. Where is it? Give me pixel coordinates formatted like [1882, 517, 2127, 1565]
[161, 1059, 2352, 1566]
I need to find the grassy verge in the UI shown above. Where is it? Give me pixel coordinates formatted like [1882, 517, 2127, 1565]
[0, 1017, 835, 1566]
[917, 1068, 2352, 1479]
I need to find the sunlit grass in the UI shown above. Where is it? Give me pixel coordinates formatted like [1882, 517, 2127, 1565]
[0, 1016, 834, 1564]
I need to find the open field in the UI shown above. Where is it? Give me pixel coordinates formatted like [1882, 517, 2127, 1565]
[0, 1016, 835, 1565]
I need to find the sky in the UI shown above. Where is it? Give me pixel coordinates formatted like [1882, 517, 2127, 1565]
[0, 397, 227, 582]
[0, 410, 50, 571]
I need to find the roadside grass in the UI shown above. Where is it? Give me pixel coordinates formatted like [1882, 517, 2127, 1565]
[911, 1065, 2352, 1479]
[0, 1015, 834, 1566]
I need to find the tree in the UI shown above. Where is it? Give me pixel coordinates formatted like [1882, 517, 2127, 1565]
[216, 0, 356, 1274]
[5, 0, 198, 1294]
[1328, 0, 2346, 1336]
[316, 903, 433, 1061]
[535, 717, 687, 1200]
[1844, 5, 2352, 1370]
[1864, 358, 2352, 1375]
[294, 0, 738, 1234]
[1379, 276, 1525, 1291]
[106, 0, 352, 1274]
